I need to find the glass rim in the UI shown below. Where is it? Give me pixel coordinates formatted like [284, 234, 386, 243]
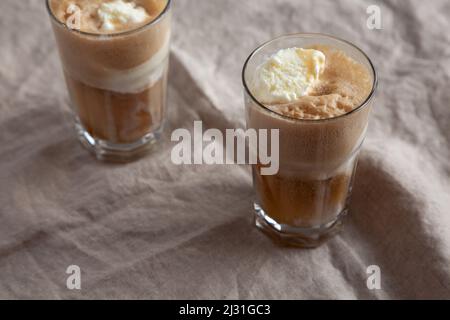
[242, 33, 378, 123]
[45, 0, 171, 38]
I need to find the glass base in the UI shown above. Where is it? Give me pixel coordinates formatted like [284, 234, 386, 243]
[254, 203, 345, 248]
[75, 121, 162, 163]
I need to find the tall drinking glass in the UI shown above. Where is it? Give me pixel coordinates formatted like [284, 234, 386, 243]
[46, 0, 172, 161]
[243, 34, 377, 247]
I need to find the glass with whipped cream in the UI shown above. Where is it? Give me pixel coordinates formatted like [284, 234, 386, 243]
[46, 0, 171, 161]
[243, 34, 377, 247]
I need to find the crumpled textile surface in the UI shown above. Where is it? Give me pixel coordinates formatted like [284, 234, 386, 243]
[0, 0, 449, 299]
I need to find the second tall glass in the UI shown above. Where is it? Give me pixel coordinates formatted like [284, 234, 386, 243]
[46, 0, 172, 161]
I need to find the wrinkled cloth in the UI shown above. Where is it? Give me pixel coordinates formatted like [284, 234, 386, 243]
[0, 0, 449, 299]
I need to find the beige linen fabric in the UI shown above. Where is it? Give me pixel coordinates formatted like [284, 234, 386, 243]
[0, 0, 449, 299]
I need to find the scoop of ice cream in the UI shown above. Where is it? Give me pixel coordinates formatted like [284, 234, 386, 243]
[250, 47, 326, 104]
[98, 0, 151, 32]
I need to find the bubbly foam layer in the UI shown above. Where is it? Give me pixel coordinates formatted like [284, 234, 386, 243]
[79, 32, 171, 93]
[251, 45, 373, 120]
[50, 0, 171, 94]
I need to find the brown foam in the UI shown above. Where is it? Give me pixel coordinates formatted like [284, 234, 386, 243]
[267, 46, 373, 120]
[49, 0, 171, 75]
